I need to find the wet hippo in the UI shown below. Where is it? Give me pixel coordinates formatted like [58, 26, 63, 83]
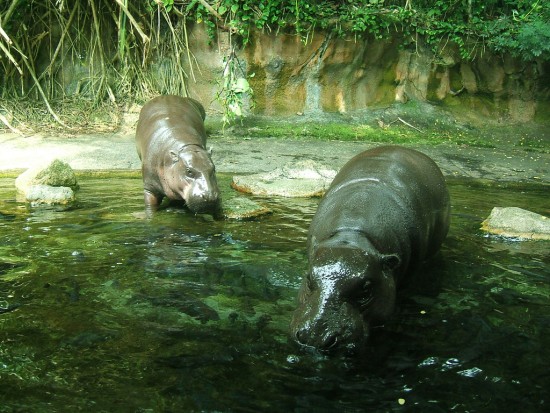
[136, 95, 221, 214]
[291, 146, 450, 352]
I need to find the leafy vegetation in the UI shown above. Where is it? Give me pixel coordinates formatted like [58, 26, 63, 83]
[0, 1, 549, 130]
[185, 0, 550, 60]
[217, 48, 254, 124]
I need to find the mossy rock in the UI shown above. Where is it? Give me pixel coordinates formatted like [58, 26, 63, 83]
[223, 197, 272, 220]
[15, 159, 79, 193]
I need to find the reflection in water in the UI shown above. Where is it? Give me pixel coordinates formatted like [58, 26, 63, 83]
[0, 176, 548, 412]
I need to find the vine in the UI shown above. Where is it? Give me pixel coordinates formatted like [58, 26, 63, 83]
[217, 46, 254, 124]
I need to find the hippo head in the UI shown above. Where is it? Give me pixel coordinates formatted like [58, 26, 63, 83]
[291, 243, 400, 352]
[167, 145, 221, 214]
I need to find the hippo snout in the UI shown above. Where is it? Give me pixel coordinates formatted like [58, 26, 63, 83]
[199, 188, 220, 202]
[294, 325, 340, 351]
[292, 302, 368, 352]
[185, 177, 221, 214]
[186, 194, 221, 214]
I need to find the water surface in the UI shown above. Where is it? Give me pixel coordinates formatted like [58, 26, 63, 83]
[1, 176, 548, 412]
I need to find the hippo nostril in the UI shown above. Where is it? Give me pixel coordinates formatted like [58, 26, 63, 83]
[295, 328, 340, 350]
[321, 333, 338, 350]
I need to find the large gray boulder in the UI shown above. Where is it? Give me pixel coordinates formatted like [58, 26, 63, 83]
[15, 159, 78, 206]
[481, 207, 550, 240]
[231, 160, 336, 198]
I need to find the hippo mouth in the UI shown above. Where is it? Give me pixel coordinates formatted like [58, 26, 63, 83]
[186, 197, 221, 215]
[291, 303, 370, 353]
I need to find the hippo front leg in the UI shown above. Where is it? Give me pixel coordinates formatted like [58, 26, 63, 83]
[144, 189, 163, 214]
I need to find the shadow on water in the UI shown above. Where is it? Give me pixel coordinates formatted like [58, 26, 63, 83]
[0, 175, 548, 412]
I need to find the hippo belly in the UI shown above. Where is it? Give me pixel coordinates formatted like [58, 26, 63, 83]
[291, 146, 450, 352]
[135, 95, 220, 214]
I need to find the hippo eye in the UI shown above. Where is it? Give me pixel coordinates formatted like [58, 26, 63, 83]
[185, 168, 196, 178]
[358, 281, 374, 309]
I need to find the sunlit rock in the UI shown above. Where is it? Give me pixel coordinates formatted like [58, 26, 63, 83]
[15, 159, 78, 205]
[223, 197, 272, 220]
[15, 159, 78, 192]
[231, 160, 336, 198]
[481, 207, 550, 240]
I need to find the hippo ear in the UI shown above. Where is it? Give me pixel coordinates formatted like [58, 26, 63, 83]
[169, 150, 179, 163]
[381, 254, 400, 271]
[208, 146, 213, 156]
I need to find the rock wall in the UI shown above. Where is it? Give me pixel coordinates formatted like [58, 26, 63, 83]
[181, 24, 550, 123]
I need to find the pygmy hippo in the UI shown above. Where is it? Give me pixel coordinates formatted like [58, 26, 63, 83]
[135, 95, 221, 214]
[291, 146, 450, 352]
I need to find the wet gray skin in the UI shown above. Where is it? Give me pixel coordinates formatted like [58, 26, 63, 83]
[291, 146, 451, 352]
[136, 95, 221, 215]
[291, 234, 400, 352]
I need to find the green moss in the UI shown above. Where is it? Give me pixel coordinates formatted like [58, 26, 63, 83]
[211, 119, 449, 145]
[75, 170, 142, 179]
[35, 159, 79, 189]
[0, 171, 22, 178]
[515, 136, 550, 153]
[206, 105, 550, 152]
[208, 117, 505, 147]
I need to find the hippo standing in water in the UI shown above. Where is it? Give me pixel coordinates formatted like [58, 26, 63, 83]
[136, 95, 221, 214]
[291, 146, 450, 352]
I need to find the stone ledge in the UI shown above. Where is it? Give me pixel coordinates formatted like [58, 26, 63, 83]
[231, 160, 336, 198]
[481, 207, 550, 240]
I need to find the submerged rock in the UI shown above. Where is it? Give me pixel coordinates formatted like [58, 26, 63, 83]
[231, 160, 336, 198]
[223, 197, 272, 220]
[481, 207, 550, 240]
[15, 159, 78, 206]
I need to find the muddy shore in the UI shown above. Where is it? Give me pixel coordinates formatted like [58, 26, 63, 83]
[0, 128, 548, 185]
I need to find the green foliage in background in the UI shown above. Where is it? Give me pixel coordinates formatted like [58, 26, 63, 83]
[186, 0, 550, 60]
[0, 0, 549, 130]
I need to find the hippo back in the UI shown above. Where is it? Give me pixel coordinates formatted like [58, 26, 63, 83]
[293, 146, 450, 351]
[136, 95, 207, 160]
[308, 146, 450, 279]
[134, 95, 220, 214]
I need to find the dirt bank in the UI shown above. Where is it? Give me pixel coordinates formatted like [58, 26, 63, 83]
[0, 126, 548, 185]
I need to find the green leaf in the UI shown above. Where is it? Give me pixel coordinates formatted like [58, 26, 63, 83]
[229, 102, 242, 117]
[233, 77, 251, 93]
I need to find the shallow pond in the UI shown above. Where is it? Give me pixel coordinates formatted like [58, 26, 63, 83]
[1, 175, 548, 412]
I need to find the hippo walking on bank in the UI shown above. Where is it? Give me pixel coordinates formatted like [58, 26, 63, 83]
[291, 146, 450, 352]
[135, 95, 221, 214]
